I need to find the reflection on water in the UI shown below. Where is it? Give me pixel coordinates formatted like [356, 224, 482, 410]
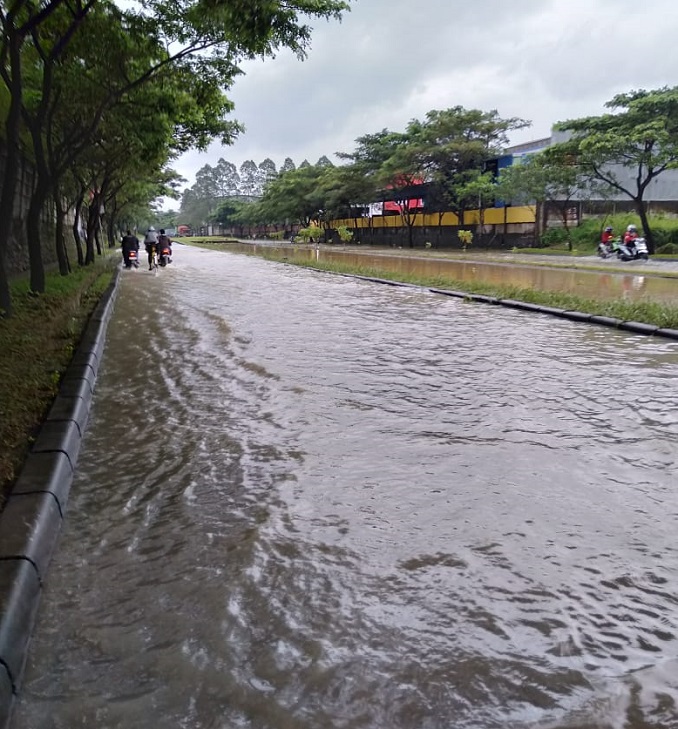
[249, 243, 678, 303]
[11, 244, 678, 729]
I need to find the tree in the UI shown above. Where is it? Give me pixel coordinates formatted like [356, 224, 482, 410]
[256, 158, 278, 194]
[339, 128, 424, 248]
[212, 197, 248, 230]
[215, 158, 241, 197]
[317, 164, 377, 225]
[0, 0, 96, 314]
[239, 160, 259, 197]
[415, 107, 529, 227]
[256, 164, 329, 227]
[496, 148, 597, 250]
[457, 172, 497, 243]
[0, 0, 350, 314]
[555, 86, 678, 254]
[281, 157, 296, 174]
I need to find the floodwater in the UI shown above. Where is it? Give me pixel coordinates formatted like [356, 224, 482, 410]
[247, 242, 678, 303]
[11, 244, 678, 729]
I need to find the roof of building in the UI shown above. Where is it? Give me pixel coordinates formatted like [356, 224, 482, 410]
[504, 136, 552, 156]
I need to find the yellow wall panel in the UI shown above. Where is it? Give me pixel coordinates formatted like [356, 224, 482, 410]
[330, 205, 535, 229]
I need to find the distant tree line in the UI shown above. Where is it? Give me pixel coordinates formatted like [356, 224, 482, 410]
[178, 156, 334, 229]
[193, 86, 678, 254]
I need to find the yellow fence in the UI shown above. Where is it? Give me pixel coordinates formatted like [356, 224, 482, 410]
[332, 205, 536, 229]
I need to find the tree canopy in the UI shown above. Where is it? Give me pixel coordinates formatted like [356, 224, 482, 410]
[0, 0, 351, 315]
[553, 86, 678, 252]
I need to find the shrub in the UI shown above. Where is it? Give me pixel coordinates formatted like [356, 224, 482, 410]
[656, 243, 678, 255]
[458, 230, 473, 250]
[540, 228, 568, 247]
[652, 228, 671, 248]
[336, 225, 353, 244]
[297, 226, 323, 243]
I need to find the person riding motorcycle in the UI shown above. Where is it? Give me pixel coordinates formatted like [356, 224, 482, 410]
[601, 226, 614, 245]
[624, 224, 639, 245]
[144, 226, 158, 270]
[157, 229, 173, 264]
[121, 229, 140, 268]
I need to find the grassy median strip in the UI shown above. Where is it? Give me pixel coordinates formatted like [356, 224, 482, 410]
[263, 253, 678, 328]
[0, 260, 117, 504]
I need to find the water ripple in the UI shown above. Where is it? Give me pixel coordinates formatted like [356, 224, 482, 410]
[12, 246, 678, 729]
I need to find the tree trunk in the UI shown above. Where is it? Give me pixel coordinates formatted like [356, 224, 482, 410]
[95, 223, 102, 256]
[73, 198, 85, 266]
[0, 33, 25, 317]
[26, 182, 49, 293]
[560, 205, 572, 252]
[85, 202, 98, 264]
[107, 215, 116, 248]
[0, 251, 11, 318]
[636, 199, 654, 254]
[54, 193, 71, 275]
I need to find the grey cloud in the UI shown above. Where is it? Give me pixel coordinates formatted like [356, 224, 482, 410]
[168, 0, 678, 202]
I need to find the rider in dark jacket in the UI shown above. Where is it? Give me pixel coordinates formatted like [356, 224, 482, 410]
[121, 230, 139, 267]
[157, 229, 173, 263]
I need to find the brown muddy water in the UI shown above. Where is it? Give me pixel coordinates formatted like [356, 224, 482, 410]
[10, 243, 678, 729]
[247, 243, 678, 303]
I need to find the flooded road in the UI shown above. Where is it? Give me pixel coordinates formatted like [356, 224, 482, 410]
[247, 243, 678, 303]
[11, 244, 678, 729]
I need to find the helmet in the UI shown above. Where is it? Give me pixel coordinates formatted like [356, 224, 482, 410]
[148, 226, 156, 232]
[627, 224, 637, 232]
[605, 227, 613, 232]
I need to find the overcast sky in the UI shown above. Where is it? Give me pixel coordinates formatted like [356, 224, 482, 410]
[165, 0, 678, 208]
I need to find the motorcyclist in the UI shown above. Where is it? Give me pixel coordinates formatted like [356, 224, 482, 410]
[121, 229, 139, 268]
[157, 228, 173, 263]
[624, 224, 639, 245]
[144, 226, 158, 270]
[601, 226, 614, 245]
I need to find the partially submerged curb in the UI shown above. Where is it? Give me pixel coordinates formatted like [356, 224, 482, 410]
[0, 267, 120, 728]
[346, 273, 678, 342]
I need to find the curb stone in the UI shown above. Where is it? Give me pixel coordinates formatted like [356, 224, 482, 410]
[320, 269, 678, 343]
[0, 267, 120, 728]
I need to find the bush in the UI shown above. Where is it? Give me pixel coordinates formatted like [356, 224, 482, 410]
[652, 228, 671, 248]
[540, 228, 568, 247]
[297, 226, 323, 243]
[656, 243, 678, 255]
[336, 225, 353, 244]
[458, 230, 473, 250]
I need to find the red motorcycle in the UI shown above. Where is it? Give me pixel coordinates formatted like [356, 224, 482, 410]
[158, 245, 172, 267]
[125, 249, 140, 269]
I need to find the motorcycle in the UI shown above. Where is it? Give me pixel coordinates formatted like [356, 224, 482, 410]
[124, 249, 140, 269]
[597, 239, 619, 258]
[158, 245, 172, 267]
[617, 237, 649, 261]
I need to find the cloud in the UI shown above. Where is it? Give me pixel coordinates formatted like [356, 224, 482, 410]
[164, 0, 678, 208]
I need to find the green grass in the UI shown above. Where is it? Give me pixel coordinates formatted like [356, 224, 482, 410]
[267, 254, 678, 328]
[0, 259, 117, 505]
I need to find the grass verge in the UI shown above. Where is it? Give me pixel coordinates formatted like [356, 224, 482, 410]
[267, 254, 678, 328]
[0, 258, 117, 506]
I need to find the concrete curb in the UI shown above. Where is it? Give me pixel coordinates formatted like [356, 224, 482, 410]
[337, 272, 678, 342]
[0, 268, 120, 728]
